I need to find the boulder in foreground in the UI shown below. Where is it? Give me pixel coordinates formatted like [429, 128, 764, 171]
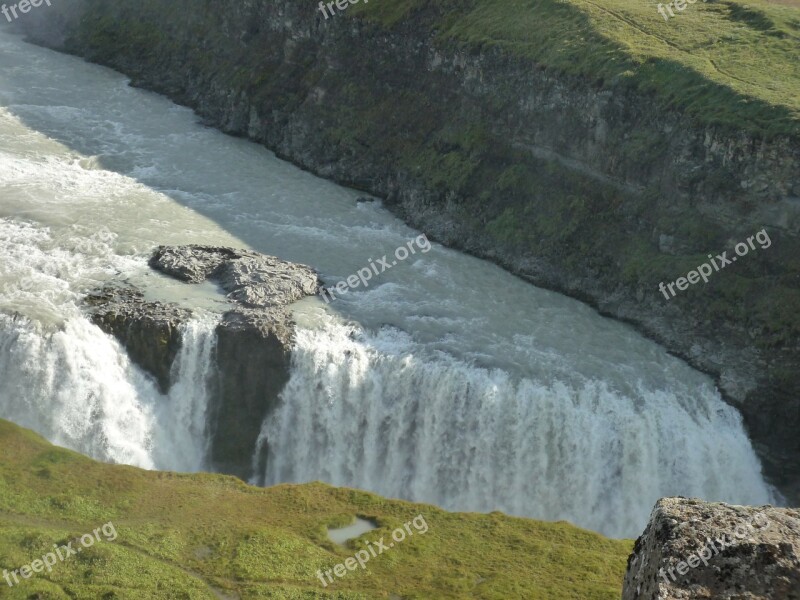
[623, 497, 800, 600]
[87, 245, 320, 479]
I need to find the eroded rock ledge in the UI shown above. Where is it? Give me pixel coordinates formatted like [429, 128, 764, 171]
[85, 245, 320, 479]
[623, 497, 800, 600]
[149, 245, 319, 307]
[86, 287, 190, 394]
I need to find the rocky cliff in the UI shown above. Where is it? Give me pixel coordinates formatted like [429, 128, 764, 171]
[86, 245, 319, 479]
[17, 0, 800, 500]
[624, 497, 800, 599]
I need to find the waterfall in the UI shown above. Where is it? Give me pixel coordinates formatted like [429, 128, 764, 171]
[0, 315, 158, 467]
[158, 314, 219, 471]
[0, 30, 780, 541]
[0, 313, 219, 473]
[255, 321, 775, 538]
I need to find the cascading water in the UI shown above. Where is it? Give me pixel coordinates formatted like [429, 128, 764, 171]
[0, 205, 220, 472]
[0, 310, 220, 473]
[0, 314, 159, 468]
[0, 28, 779, 540]
[159, 314, 220, 472]
[256, 321, 775, 538]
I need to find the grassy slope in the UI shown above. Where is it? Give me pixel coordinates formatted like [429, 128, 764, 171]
[0, 420, 632, 599]
[353, 0, 800, 137]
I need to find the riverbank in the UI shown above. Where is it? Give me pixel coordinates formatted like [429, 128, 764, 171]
[14, 0, 800, 500]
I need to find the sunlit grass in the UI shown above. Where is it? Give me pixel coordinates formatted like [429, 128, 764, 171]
[352, 0, 800, 136]
[0, 419, 632, 598]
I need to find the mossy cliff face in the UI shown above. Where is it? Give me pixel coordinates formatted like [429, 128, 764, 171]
[18, 0, 800, 499]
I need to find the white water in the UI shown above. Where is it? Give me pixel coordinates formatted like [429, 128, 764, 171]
[258, 322, 773, 537]
[161, 315, 219, 471]
[0, 29, 776, 537]
[0, 312, 218, 472]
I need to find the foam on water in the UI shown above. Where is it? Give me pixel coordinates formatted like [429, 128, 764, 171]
[0, 28, 778, 538]
[256, 321, 774, 537]
[0, 312, 219, 471]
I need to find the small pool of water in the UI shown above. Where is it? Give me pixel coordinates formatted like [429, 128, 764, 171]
[327, 517, 378, 545]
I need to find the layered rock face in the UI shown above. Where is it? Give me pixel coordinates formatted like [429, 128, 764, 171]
[624, 497, 800, 600]
[86, 245, 319, 479]
[86, 287, 190, 394]
[17, 0, 800, 499]
[149, 245, 319, 307]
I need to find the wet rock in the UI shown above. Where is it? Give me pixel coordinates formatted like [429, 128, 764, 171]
[86, 246, 320, 480]
[208, 307, 296, 478]
[623, 497, 800, 600]
[149, 245, 319, 307]
[148, 245, 234, 284]
[85, 287, 190, 394]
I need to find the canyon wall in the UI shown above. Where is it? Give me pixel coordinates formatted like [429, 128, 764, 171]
[16, 0, 800, 499]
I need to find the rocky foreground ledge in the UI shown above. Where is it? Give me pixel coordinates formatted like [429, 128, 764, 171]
[624, 497, 800, 600]
[85, 245, 319, 479]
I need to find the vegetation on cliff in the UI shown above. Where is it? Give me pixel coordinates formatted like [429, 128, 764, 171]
[63, 1, 800, 352]
[0, 420, 631, 599]
[355, 0, 800, 137]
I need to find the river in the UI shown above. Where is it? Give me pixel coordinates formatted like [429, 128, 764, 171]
[0, 29, 775, 537]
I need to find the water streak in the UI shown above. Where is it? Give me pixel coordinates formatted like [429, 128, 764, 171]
[0, 312, 219, 473]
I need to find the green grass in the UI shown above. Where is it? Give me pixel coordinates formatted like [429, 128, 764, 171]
[352, 0, 800, 137]
[0, 420, 632, 599]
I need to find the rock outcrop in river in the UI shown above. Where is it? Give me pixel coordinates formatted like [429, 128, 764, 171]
[623, 497, 800, 600]
[86, 287, 190, 394]
[86, 245, 319, 479]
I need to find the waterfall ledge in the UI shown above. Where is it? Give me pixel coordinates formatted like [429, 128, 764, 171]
[85, 245, 320, 479]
